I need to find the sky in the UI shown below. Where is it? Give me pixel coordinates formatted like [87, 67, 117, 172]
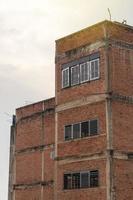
[0, 0, 132, 199]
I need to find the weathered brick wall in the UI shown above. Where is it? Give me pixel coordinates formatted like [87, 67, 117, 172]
[57, 102, 106, 157]
[15, 188, 41, 200]
[55, 48, 106, 105]
[16, 151, 42, 184]
[55, 20, 133, 200]
[14, 98, 55, 200]
[110, 47, 133, 96]
[9, 20, 133, 200]
[114, 159, 133, 200]
[56, 159, 106, 200]
[112, 101, 133, 152]
[16, 115, 42, 150]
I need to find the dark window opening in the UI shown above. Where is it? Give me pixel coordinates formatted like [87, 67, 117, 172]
[90, 170, 99, 187]
[72, 173, 80, 189]
[90, 119, 98, 136]
[80, 172, 89, 188]
[64, 174, 72, 189]
[64, 170, 99, 190]
[64, 119, 98, 141]
[65, 125, 72, 141]
[73, 123, 80, 139]
[81, 121, 89, 137]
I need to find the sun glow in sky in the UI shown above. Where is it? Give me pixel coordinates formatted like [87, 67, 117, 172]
[0, 0, 132, 199]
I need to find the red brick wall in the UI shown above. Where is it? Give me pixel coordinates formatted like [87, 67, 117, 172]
[110, 47, 133, 96]
[12, 21, 133, 200]
[56, 21, 133, 54]
[16, 115, 42, 150]
[16, 98, 55, 121]
[15, 187, 41, 200]
[44, 112, 55, 145]
[56, 159, 106, 200]
[114, 159, 133, 200]
[56, 48, 106, 105]
[57, 102, 106, 157]
[112, 101, 133, 152]
[44, 148, 54, 181]
[16, 151, 42, 184]
[14, 98, 55, 200]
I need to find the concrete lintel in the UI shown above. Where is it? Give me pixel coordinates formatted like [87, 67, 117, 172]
[15, 143, 54, 155]
[14, 180, 54, 190]
[16, 107, 55, 124]
[56, 93, 108, 112]
[56, 151, 106, 165]
[113, 151, 129, 160]
[55, 40, 105, 63]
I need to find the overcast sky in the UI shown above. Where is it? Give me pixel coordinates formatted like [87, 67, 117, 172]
[0, 0, 132, 199]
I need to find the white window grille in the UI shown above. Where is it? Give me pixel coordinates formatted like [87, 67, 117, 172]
[80, 62, 89, 83]
[62, 68, 69, 88]
[90, 59, 99, 80]
[71, 65, 80, 86]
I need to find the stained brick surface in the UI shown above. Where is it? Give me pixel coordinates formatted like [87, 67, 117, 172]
[9, 20, 133, 200]
[56, 159, 106, 200]
[112, 102, 133, 152]
[114, 160, 133, 200]
[16, 151, 42, 184]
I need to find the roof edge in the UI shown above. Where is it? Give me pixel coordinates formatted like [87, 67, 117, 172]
[55, 20, 133, 42]
[16, 96, 55, 111]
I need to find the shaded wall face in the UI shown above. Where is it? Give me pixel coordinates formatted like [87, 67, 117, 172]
[14, 100, 55, 200]
[112, 102, 133, 152]
[114, 159, 133, 200]
[110, 46, 133, 96]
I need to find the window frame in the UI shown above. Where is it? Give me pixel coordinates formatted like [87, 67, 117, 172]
[90, 58, 100, 81]
[72, 122, 81, 139]
[80, 62, 90, 83]
[71, 64, 80, 86]
[64, 124, 72, 141]
[89, 118, 99, 136]
[62, 67, 70, 88]
[64, 118, 99, 141]
[80, 171, 90, 188]
[81, 120, 90, 138]
[64, 170, 99, 190]
[90, 170, 99, 187]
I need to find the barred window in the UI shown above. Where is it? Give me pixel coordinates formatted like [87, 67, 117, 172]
[90, 170, 99, 187]
[64, 170, 99, 190]
[64, 174, 72, 189]
[90, 59, 99, 80]
[64, 119, 98, 141]
[72, 173, 80, 189]
[62, 68, 69, 88]
[71, 65, 80, 86]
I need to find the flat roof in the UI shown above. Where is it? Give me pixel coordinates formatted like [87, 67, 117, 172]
[56, 20, 133, 42]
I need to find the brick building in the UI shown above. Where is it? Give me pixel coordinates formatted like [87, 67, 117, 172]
[8, 20, 133, 200]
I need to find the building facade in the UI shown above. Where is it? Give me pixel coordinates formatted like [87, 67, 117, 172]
[8, 20, 133, 200]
